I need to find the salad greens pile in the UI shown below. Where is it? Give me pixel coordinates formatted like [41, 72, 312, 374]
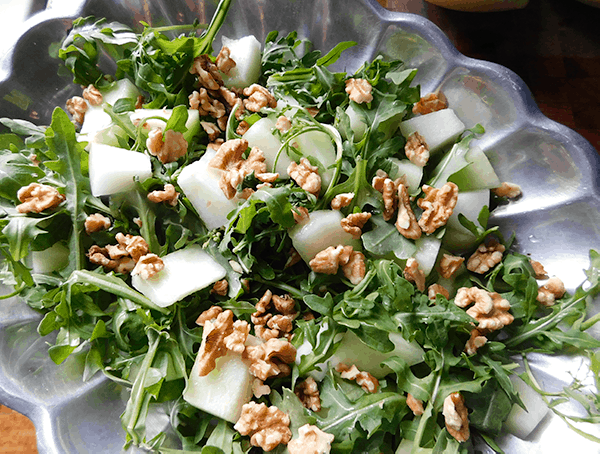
[1, 1, 600, 453]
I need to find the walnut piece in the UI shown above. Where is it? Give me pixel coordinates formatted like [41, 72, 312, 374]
[406, 393, 424, 416]
[16, 183, 64, 214]
[372, 170, 399, 221]
[189, 88, 226, 118]
[309, 245, 354, 275]
[243, 84, 277, 112]
[340, 212, 371, 239]
[336, 363, 379, 393]
[201, 121, 221, 141]
[493, 182, 522, 199]
[404, 257, 426, 292]
[412, 92, 448, 115]
[345, 78, 373, 104]
[147, 183, 179, 206]
[342, 251, 366, 285]
[287, 424, 335, 454]
[395, 183, 421, 239]
[211, 279, 229, 296]
[234, 402, 291, 451]
[537, 277, 566, 307]
[115, 232, 149, 261]
[428, 283, 450, 300]
[443, 392, 470, 443]
[146, 128, 188, 164]
[224, 320, 250, 354]
[82, 84, 103, 106]
[331, 192, 354, 210]
[455, 287, 514, 331]
[87, 245, 134, 274]
[292, 206, 310, 223]
[530, 259, 549, 279]
[288, 158, 321, 196]
[195, 306, 223, 326]
[216, 46, 236, 74]
[252, 378, 271, 398]
[440, 254, 465, 279]
[275, 115, 292, 133]
[404, 132, 430, 167]
[295, 377, 321, 412]
[272, 294, 297, 315]
[236, 121, 250, 136]
[464, 328, 487, 355]
[417, 182, 458, 234]
[66, 96, 88, 124]
[131, 253, 164, 280]
[196, 310, 235, 376]
[244, 338, 297, 381]
[466, 240, 505, 274]
[190, 54, 223, 90]
[84, 213, 111, 234]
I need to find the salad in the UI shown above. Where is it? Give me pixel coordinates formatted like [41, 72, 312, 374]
[1, 0, 599, 452]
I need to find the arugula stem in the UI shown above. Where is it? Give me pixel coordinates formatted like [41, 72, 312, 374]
[252, 276, 307, 299]
[148, 24, 208, 34]
[580, 311, 600, 332]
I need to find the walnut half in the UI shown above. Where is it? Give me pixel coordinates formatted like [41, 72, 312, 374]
[234, 402, 292, 451]
[443, 392, 470, 442]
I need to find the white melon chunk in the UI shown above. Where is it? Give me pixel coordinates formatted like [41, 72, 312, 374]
[243, 117, 294, 176]
[443, 189, 490, 251]
[292, 130, 337, 189]
[413, 235, 442, 277]
[288, 210, 360, 263]
[220, 35, 262, 89]
[345, 103, 367, 141]
[183, 335, 261, 423]
[29, 242, 69, 274]
[503, 375, 549, 439]
[89, 143, 152, 197]
[399, 109, 465, 155]
[130, 108, 200, 143]
[131, 245, 226, 307]
[177, 148, 240, 230]
[101, 78, 140, 106]
[389, 158, 423, 194]
[449, 146, 501, 191]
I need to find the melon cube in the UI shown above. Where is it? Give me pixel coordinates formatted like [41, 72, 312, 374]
[220, 35, 262, 89]
[399, 109, 465, 155]
[243, 117, 294, 175]
[503, 375, 549, 439]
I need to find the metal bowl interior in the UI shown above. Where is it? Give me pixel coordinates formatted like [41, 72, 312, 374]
[0, 0, 599, 452]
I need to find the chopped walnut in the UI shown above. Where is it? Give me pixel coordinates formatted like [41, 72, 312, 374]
[211, 279, 229, 296]
[234, 402, 291, 451]
[292, 206, 310, 223]
[197, 310, 235, 376]
[135, 95, 145, 109]
[530, 259, 549, 279]
[404, 132, 430, 167]
[466, 240, 505, 274]
[236, 120, 250, 135]
[115, 232, 149, 261]
[309, 245, 354, 275]
[404, 258, 426, 292]
[105, 243, 128, 260]
[224, 320, 250, 353]
[16, 183, 64, 214]
[331, 192, 354, 210]
[275, 115, 292, 133]
[288, 158, 321, 196]
[454, 287, 514, 331]
[87, 245, 134, 273]
[201, 121, 221, 141]
[207, 138, 224, 153]
[189, 88, 226, 118]
[285, 248, 302, 269]
[406, 393, 424, 416]
[295, 377, 321, 412]
[537, 277, 566, 307]
[412, 92, 448, 115]
[255, 324, 281, 341]
[372, 170, 400, 221]
[288, 424, 335, 454]
[443, 392, 470, 443]
[345, 78, 373, 104]
[28, 154, 40, 166]
[464, 328, 487, 355]
[255, 289, 273, 315]
[209, 138, 247, 170]
[417, 182, 459, 234]
[195, 306, 224, 326]
[306, 107, 320, 118]
[428, 283, 450, 300]
[66, 96, 88, 124]
[190, 54, 223, 90]
[493, 182, 522, 199]
[341, 212, 371, 239]
[146, 128, 188, 164]
[267, 314, 295, 334]
[395, 183, 421, 239]
[82, 84, 103, 106]
[84, 213, 111, 234]
[252, 378, 271, 398]
[336, 363, 379, 393]
[147, 183, 179, 206]
[131, 253, 164, 280]
[440, 254, 465, 279]
[342, 251, 366, 285]
[272, 294, 297, 315]
[216, 46, 236, 74]
[243, 84, 277, 112]
[244, 338, 297, 381]
[219, 86, 244, 116]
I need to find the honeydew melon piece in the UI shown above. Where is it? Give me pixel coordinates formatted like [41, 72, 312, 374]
[345, 103, 368, 141]
[292, 130, 337, 189]
[220, 35, 262, 89]
[395, 438, 433, 454]
[399, 109, 465, 155]
[288, 210, 360, 263]
[88, 143, 152, 197]
[413, 235, 442, 277]
[389, 158, 423, 194]
[129, 108, 200, 143]
[243, 117, 294, 176]
[443, 189, 490, 252]
[449, 146, 501, 191]
[131, 245, 226, 307]
[29, 242, 69, 274]
[101, 78, 140, 106]
[503, 375, 549, 439]
[177, 148, 240, 230]
[183, 335, 261, 423]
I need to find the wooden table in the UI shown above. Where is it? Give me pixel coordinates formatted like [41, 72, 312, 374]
[2, 0, 600, 452]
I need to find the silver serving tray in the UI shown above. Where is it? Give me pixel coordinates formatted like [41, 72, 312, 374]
[0, 0, 599, 452]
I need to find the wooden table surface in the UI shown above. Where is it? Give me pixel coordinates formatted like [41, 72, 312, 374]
[2, 0, 599, 453]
